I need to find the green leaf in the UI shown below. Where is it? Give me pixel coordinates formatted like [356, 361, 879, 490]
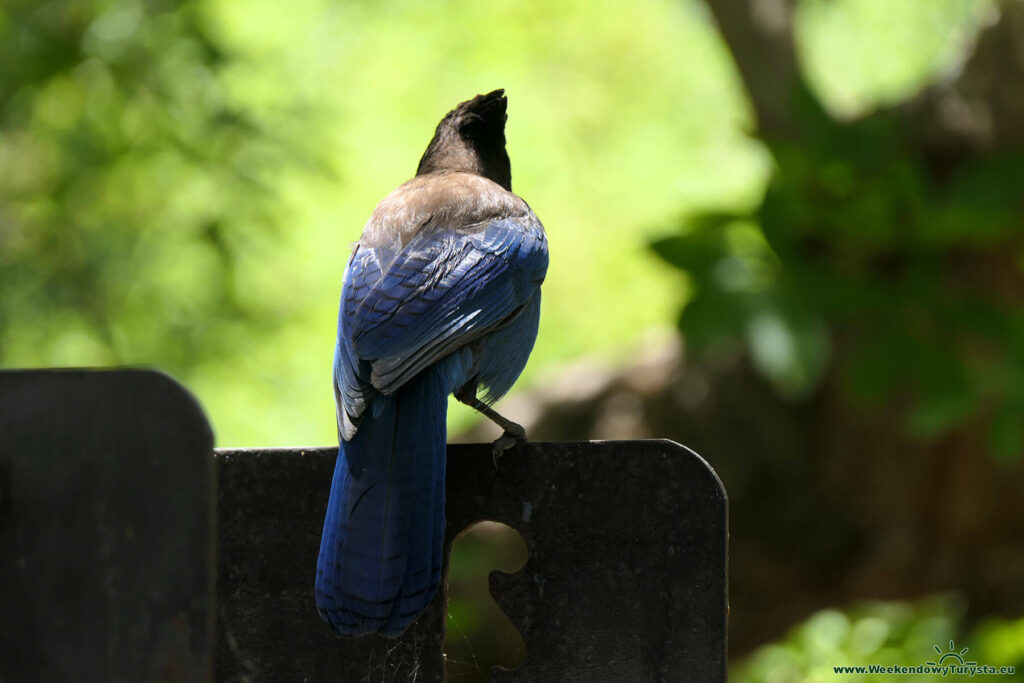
[906, 393, 978, 440]
[649, 212, 748, 275]
[989, 406, 1024, 464]
[745, 306, 830, 399]
[678, 285, 750, 351]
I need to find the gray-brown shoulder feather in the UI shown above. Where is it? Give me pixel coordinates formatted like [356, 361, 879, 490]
[359, 171, 532, 249]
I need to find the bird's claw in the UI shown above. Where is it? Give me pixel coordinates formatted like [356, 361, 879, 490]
[491, 423, 527, 468]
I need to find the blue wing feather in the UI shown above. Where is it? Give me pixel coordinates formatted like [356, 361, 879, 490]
[348, 217, 546, 396]
[335, 215, 546, 436]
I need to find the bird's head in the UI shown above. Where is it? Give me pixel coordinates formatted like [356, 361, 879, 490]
[416, 89, 512, 191]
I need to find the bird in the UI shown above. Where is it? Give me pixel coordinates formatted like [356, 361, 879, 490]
[315, 89, 548, 637]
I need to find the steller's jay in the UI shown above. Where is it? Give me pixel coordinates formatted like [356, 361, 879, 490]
[315, 90, 548, 637]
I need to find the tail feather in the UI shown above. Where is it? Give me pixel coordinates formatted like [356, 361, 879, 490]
[316, 365, 447, 636]
[382, 394, 447, 632]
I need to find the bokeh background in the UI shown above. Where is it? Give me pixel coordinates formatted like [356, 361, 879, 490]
[3, 0, 1024, 680]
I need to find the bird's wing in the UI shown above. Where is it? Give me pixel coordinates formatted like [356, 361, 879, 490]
[333, 246, 382, 440]
[335, 215, 547, 428]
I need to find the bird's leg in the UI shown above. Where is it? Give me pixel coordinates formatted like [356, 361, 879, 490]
[455, 383, 527, 467]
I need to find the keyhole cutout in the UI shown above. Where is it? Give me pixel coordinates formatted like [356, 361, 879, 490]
[445, 521, 528, 682]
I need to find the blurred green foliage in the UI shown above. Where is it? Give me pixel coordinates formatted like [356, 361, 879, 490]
[733, 596, 1024, 682]
[5, 0, 1004, 450]
[445, 522, 528, 681]
[653, 85, 1024, 461]
[1, 0, 768, 446]
[796, 0, 995, 117]
[0, 0, 326, 378]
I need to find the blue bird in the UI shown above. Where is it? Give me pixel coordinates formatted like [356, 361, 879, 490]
[315, 90, 548, 637]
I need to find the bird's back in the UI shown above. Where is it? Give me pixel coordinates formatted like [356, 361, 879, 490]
[360, 171, 533, 250]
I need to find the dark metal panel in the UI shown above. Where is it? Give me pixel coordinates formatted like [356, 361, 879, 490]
[214, 447, 447, 682]
[216, 440, 727, 682]
[0, 369, 726, 682]
[450, 440, 728, 683]
[0, 369, 214, 683]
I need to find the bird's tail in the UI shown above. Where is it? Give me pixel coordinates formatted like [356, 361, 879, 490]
[315, 365, 447, 637]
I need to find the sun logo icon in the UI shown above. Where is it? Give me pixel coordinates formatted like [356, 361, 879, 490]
[927, 640, 977, 667]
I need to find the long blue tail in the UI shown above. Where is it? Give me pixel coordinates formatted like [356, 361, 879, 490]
[315, 365, 447, 636]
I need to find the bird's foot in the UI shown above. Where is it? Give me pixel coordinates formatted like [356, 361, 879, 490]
[455, 382, 529, 466]
[491, 422, 527, 468]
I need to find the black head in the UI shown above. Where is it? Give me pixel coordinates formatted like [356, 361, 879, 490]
[416, 89, 512, 191]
